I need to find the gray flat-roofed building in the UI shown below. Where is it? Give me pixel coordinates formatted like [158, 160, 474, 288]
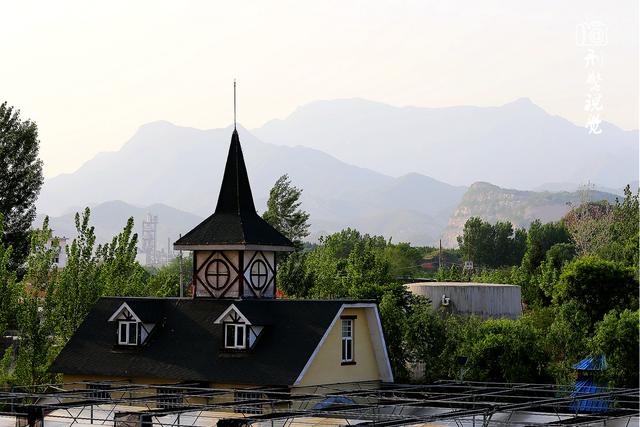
[406, 282, 522, 319]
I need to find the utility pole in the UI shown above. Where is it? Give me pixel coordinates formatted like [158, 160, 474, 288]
[179, 233, 184, 298]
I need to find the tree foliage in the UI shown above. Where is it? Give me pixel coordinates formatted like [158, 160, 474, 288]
[50, 208, 101, 341]
[590, 309, 639, 388]
[263, 174, 310, 249]
[0, 102, 44, 270]
[457, 217, 526, 268]
[521, 220, 571, 273]
[553, 257, 638, 330]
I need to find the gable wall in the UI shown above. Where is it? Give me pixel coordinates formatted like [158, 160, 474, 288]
[295, 307, 380, 387]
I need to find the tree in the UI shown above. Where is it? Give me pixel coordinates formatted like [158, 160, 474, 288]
[457, 217, 526, 268]
[564, 201, 614, 258]
[263, 174, 310, 249]
[50, 208, 101, 341]
[457, 217, 494, 266]
[589, 309, 639, 388]
[97, 217, 148, 296]
[603, 185, 639, 268]
[521, 220, 571, 273]
[0, 102, 44, 270]
[14, 217, 58, 386]
[463, 317, 547, 383]
[0, 214, 18, 336]
[404, 298, 448, 382]
[276, 251, 315, 298]
[378, 290, 409, 381]
[147, 254, 192, 297]
[553, 257, 638, 329]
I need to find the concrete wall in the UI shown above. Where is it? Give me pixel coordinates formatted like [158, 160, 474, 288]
[407, 282, 522, 319]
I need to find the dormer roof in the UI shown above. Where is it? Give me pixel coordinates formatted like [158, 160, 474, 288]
[107, 300, 163, 323]
[174, 130, 293, 251]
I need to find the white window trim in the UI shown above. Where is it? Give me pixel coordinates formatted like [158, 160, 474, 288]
[108, 302, 142, 323]
[214, 304, 251, 325]
[341, 319, 354, 363]
[118, 320, 138, 346]
[224, 323, 247, 350]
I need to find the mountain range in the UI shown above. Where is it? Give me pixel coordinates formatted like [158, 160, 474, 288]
[36, 98, 636, 247]
[255, 98, 638, 189]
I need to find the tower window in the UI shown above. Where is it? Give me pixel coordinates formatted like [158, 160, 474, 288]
[205, 259, 231, 290]
[250, 260, 268, 289]
[341, 318, 354, 364]
[118, 321, 138, 345]
[225, 323, 246, 349]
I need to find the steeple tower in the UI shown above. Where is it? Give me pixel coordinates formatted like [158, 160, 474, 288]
[174, 127, 293, 298]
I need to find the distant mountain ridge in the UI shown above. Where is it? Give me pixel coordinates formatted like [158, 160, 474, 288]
[255, 98, 638, 189]
[37, 200, 203, 248]
[36, 98, 634, 247]
[441, 182, 621, 246]
[37, 122, 466, 246]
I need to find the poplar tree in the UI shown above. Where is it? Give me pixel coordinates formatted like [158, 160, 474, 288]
[0, 102, 44, 271]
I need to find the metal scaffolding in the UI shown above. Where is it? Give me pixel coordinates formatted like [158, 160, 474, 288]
[0, 380, 637, 426]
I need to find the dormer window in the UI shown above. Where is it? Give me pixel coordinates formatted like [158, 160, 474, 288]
[225, 323, 246, 349]
[118, 321, 138, 345]
[108, 302, 158, 347]
[215, 304, 264, 351]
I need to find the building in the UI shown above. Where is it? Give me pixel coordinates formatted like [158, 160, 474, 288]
[406, 281, 522, 319]
[50, 127, 393, 391]
[48, 236, 68, 269]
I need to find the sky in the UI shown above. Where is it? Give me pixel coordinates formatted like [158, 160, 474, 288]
[1, 0, 638, 178]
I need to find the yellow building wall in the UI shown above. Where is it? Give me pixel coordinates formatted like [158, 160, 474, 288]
[295, 307, 381, 387]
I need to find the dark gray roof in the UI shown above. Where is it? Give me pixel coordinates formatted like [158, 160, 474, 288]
[174, 130, 293, 249]
[50, 297, 352, 386]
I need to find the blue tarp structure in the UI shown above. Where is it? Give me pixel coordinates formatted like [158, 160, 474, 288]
[569, 354, 609, 413]
[573, 354, 608, 371]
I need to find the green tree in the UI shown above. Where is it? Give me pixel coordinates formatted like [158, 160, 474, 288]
[147, 254, 193, 297]
[276, 251, 315, 298]
[0, 215, 18, 336]
[457, 217, 526, 268]
[463, 317, 547, 383]
[14, 217, 58, 386]
[603, 185, 639, 268]
[553, 257, 638, 329]
[521, 220, 571, 273]
[0, 102, 44, 271]
[379, 290, 409, 381]
[589, 309, 639, 388]
[262, 174, 310, 249]
[457, 217, 494, 266]
[50, 208, 101, 341]
[404, 297, 448, 382]
[97, 217, 148, 296]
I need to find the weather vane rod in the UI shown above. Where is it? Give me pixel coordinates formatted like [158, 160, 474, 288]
[233, 79, 237, 130]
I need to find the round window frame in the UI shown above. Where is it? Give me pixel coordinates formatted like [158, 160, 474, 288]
[249, 259, 269, 290]
[205, 259, 231, 290]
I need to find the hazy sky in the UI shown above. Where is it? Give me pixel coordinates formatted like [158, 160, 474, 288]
[1, 0, 638, 178]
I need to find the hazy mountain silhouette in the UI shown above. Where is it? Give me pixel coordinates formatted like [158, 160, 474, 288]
[36, 200, 203, 248]
[37, 122, 465, 245]
[255, 98, 638, 189]
[37, 98, 634, 246]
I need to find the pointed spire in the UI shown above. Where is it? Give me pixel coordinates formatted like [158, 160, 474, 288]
[233, 79, 237, 131]
[214, 129, 256, 215]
